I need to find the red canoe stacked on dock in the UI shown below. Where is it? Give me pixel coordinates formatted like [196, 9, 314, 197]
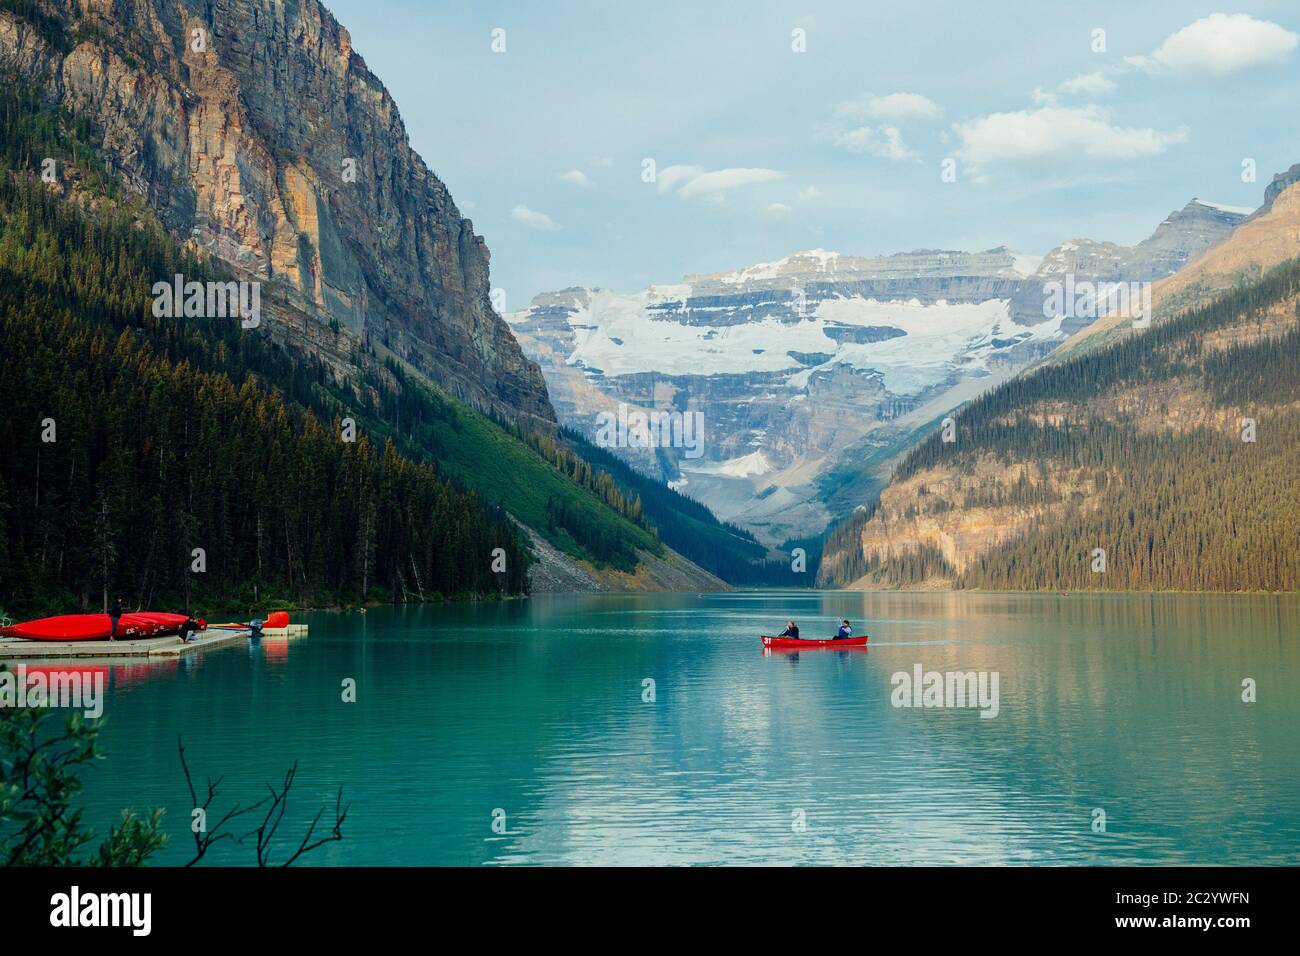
[0, 612, 203, 642]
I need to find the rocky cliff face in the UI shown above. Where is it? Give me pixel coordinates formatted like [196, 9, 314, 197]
[0, 0, 553, 423]
[1051, 178, 1299, 363]
[1009, 199, 1249, 334]
[1255, 162, 1300, 220]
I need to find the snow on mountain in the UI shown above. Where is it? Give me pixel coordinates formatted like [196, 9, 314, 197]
[681, 450, 774, 478]
[551, 288, 1029, 384]
[1011, 252, 1046, 277]
[508, 247, 1062, 544]
[561, 289, 828, 377]
[1192, 198, 1255, 216]
[508, 201, 1244, 544]
[784, 297, 1022, 393]
[707, 249, 846, 285]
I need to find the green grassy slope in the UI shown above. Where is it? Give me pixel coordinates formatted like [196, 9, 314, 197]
[561, 429, 812, 584]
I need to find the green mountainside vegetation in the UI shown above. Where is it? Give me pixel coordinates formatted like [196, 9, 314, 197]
[559, 428, 816, 584]
[0, 69, 798, 619]
[0, 80, 535, 614]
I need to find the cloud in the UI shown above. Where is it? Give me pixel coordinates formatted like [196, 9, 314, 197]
[510, 204, 561, 231]
[665, 166, 786, 199]
[560, 170, 591, 188]
[832, 125, 917, 161]
[1034, 72, 1117, 108]
[656, 164, 705, 193]
[1126, 14, 1297, 76]
[797, 186, 823, 201]
[954, 105, 1187, 169]
[828, 92, 935, 161]
[763, 202, 793, 221]
[837, 91, 942, 121]
[1059, 71, 1117, 96]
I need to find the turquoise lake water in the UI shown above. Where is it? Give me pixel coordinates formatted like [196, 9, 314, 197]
[62, 591, 1300, 865]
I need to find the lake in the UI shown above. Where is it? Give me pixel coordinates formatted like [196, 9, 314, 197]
[71, 591, 1300, 865]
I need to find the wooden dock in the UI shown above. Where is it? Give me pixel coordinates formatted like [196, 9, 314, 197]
[0, 624, 307, 660]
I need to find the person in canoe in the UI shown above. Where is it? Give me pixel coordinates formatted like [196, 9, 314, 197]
[777, 620, 800, 640]
[835, 620, 853, 640]
[108, 596, 124, 641]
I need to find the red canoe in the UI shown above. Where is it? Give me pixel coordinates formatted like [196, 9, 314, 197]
[0, 612, 199, 642]
[761, 634, 868, 649]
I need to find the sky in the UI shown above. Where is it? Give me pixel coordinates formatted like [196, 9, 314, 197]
[325, 0, 1300, 307]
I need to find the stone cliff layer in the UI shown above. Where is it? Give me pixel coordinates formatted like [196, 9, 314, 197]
[0, 0, 553, 423]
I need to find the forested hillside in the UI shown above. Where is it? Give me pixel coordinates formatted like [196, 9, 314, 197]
[0, 77, 679, 615]
[819, 254, 1300, 592]
[0, 82, 533, 614]
[559, 429, 816, 584]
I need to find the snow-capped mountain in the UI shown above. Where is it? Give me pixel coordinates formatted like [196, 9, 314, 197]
[507, 202, 1248, 544]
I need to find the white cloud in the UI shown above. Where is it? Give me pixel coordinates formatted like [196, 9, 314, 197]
[560, 170, 591, 188]
[828, 93, 937, 162]
[954, 105, 1187, 169]
[837, 91, 942, 121]
[656, 164, 704, 194]
[1059, 71, 1117, 96]
[510, 204, 561, 231]
[763, 202, 793, 220]
[671, 166, 786, 199]
[797, 186, 823, 201]
[832, 125, 917, 161]
[1126, 13, 1297, 76]
[1034, 72, 1116, 109]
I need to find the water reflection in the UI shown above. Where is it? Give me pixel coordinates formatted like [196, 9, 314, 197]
[71, 591, 1300, 866]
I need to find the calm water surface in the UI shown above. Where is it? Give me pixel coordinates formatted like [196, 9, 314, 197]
[67, 591, 1300, 865]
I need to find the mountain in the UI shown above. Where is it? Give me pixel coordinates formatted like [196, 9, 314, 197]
[0, 0, 731, 604]
[0, 81, 536, 612]
[510, 247, 1057, 547]
[0, 0, 551, 424]
[1157, 172, 1300, 313]
[1048, 181, 1295, 364]
[1012, 199, 1250, 333]
[508, 202, 1245, 547]
[817, 170, 1300, 592]
[559, 428, 814, 585]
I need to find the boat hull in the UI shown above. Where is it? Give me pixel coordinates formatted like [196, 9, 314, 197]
[0, 612, 196, 642]
[761, 634, 868, 649]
